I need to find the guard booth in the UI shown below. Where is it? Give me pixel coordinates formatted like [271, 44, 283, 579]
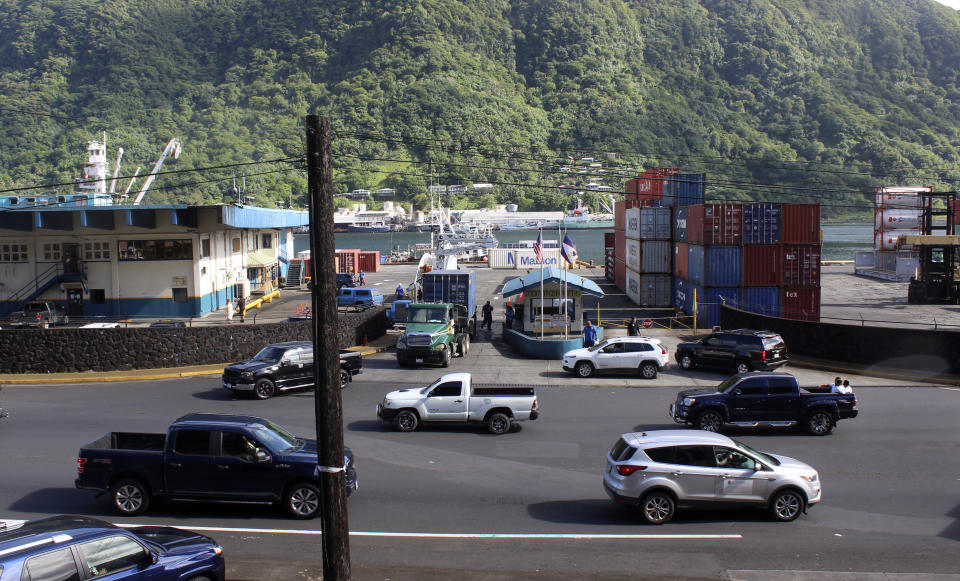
[501, 266, 604, 335]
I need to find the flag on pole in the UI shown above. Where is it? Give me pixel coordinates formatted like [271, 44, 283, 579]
[561, 234, 578, 265]
[534, 230, 544, 264]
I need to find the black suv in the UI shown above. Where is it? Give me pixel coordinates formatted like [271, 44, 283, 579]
[221, 341, 363, 399]
[674, 329, 787, 374]
[337, 273, 356, 289]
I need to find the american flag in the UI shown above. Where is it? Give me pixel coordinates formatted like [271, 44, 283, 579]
[534, 230, 544, 264]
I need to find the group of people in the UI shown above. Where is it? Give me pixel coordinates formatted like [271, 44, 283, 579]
[829, 376, 854, 394]
[224, 296, 246, 323]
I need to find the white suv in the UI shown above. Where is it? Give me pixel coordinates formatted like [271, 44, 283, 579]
[603, 430, 821, 524]
[562, 336, 669, 379]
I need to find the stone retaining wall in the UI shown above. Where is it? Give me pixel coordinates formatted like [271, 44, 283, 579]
[0, 308, 388, 374]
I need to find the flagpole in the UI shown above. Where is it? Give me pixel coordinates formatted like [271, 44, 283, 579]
[563, 228, 568, 340]
[539, 229, 545, 340]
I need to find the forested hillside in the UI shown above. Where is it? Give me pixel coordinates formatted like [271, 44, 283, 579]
[1, 0, 959, 218]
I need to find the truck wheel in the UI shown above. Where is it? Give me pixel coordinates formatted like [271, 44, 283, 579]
[735, 360, 752, 374]
[679, 354, 694, 370]
[468, 318, 477, 339]
[639, 362, 658, 379]
[396, 410, 419, 432]
[340, 369, 350, 389]
[487, 412, 511, 435]
[112, 478, 150, 516]
[639, 490, 675, 524]
[805, 410, 833, 436]
[575, 361, 594, 378]
[769, 488, 804, 522]
[285, 482, 321, 519]
[441, 346, 451, 367]
[695, 410, 723, 432]
[254, 378, 276, 400]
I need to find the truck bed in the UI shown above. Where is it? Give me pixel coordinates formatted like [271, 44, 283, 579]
[83, 432, 166, 451]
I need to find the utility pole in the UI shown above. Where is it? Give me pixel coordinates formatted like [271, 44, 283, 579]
[306, 115, 351, 580]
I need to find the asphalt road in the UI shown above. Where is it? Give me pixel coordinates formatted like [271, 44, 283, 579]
[1, 343, 959, 581]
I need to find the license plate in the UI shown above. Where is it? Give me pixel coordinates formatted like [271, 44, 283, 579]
[415, 358, 423, 363]
[771, 353, 779, 358]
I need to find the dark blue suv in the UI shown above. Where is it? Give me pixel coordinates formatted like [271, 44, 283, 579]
[0, 515, 224, 581]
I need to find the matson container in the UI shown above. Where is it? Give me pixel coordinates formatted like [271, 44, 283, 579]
[782, 286, 821, 321]
[742, 203, 782, 244]
[641, 240, 672, 273]
[640, 206, 672, 240]
[782, 245, 821, 286]
[687, 204, 744, 245]
[615, 258, 626, 292]
[674, 206, 689, 242]
[487, 248, 515, 269]
[625, 207, 641, 240]
[781, 204, 820, 244]
[615, 229, 626, 263]
[742, 245, 782, 286]
[674, 242, 689, 278]
[640, 274, 672, 307]
[625, 238, 641, 271]
[625, 267, 641, 305]
[690, 285, 741, 329]
[742, 287, 781, 318]
[875, 209, 922, 231]
[688, 244, 742, 287]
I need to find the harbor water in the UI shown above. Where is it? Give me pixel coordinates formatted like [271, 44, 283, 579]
[295, 223, 872, 263]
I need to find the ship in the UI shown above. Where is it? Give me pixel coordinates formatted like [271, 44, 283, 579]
[347, 220, 392, 233]
[561, 197, 615, 229]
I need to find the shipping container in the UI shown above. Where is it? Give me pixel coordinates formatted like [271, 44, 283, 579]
[624, 266, 641, 305]
[615, 229, 626, 264]
[875, 208, 922, 231]
[691, 284, 742, 329]
[687, 204, 743, 245]
[625, 207, 641, 240]
[741, 287, 781, 318]
[674, 206, 688, 242]
[781, 286, 820, 322]
[874, 229, 920, 251]
[421, 269, 477, 316]
[782, 245, 820, 286]
[604, 231, 615, 250]
[625, 238, 641, 271]
[625, 178, 639, 197]
[640, 274, 672, 307]
[648, 167, 680, 177]
[640, 206, 672, 240]
[673, 242, 689, 279]
[781, 203, 820, 244]
[513, 248, 563, 270]
[673, 276, 691, 311]
[874, 186, 928, 209]
[688, 244, 742, 287]
[640, 240, 672, 273]
[742, 245, 782, 286]
[742, 203, 782, 244]
[357, 251, 381, 273]
[615, 258, 626, 291]
[487, 248, 514, 269]
[662, 173, 706, 207]
[334, 249, 361, 274]
[614, 200, 626, 231]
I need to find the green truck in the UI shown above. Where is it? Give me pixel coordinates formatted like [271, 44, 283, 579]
[396, 270, 477, 367]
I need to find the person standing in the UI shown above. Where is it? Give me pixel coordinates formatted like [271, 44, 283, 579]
[396, 284, 406, 299]
[358, 270, 366, 285]
[226, 298, 234, 324]
[627, 317, 639, 336]
[481, 300, 493, 331]
[237, 295, 246, 323]
[504, 302, 515, 330]
[583, 319, 598, 347]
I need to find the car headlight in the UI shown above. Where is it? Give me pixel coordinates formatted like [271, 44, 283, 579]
[240, 372, 253, 378]
[433, 343, 445, 350]
[801, 473, 818, 483]
[212, 544, 223, 556]
[383, 399, 392, 407]
[682, 397, 696, 406]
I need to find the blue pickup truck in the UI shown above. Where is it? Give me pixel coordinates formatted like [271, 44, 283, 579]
[670, 371, 859, 436]
[75, 413, 357, 519]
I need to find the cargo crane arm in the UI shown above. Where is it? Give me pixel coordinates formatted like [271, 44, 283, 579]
[133, 138, 181, 205]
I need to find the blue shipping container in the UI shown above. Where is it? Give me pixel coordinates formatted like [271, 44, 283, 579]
[640, 206, 672, 240]
[663, 173, 706, 207]
[743, 203, 782, 244]
[687, 245, 742, 287]
[741, 286, 781, 317]
[421, 269, 477, 317]
[691, 285, 741, 329]
[674, 206, 688, 242]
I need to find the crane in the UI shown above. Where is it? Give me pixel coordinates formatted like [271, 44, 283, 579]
[133, 138, 181, 205]
[109, 147, 124, 194]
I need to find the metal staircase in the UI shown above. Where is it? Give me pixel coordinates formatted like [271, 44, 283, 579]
[286, 258, 304, 287]
[0, 263, 86, 316]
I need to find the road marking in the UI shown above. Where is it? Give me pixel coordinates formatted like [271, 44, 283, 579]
[115, 523, 740, 540]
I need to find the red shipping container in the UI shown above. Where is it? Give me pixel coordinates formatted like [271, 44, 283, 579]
[781, 286, 820, 321]
[625, 178, 639, 197]
[615, 229, 626, 264]
[686, 204, 743, 245]
[781, 245, 820, 286]
[357, 250, 381, 273]
[782, 204, 820, 244]
[648, 166, 679, 178]
[634, 171, 662, 205]
[604, 231, 615, 249]
[334, 249, 361, 274]
[673, 242, 689, 279]
[615, 200, 625, 231]
[742, 245, 782, 286]
[615, 258, 626, 292]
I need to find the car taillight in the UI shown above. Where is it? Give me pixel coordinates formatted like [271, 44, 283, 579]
[35, 313, 41, 320]
[532, 398, 538, 411]
[77, 458, 87, 474]
[660, 346, 667, 355]
[760, 349, 767, 361]
[616, 465, 647, 476]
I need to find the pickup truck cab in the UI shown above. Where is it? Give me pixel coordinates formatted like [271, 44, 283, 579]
[8, 301, 68, 327]
[336, 287, 383, 310]
[386, 299, 411, 328]
[376, 372, 539, 434]
[75, 413, 358, 519]
[670, 371, 859, 435]
[222, 341, 362, 398]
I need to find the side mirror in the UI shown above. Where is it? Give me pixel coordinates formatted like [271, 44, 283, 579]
[255, 450, 271, 463]
[754, 463, 765, 471]
[733, 388, 741, 395]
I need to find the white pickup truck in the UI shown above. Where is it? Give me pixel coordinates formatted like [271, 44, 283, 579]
[376, 372, 539, 434]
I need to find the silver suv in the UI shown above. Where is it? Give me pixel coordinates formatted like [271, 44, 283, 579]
[603, 430, 821, 524]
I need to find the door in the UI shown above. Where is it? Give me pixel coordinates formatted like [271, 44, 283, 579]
[764, 376, 800, 421]
[210, 430, 283, 499]
[424, 380, 468, 420]
[62, 242, 81, 274]
[67, 288, 84, 318]
[595, 342, 627, 370]
[164, 429, 217, 496]
[726, 377, 768, 422]
[276, 348, 311, 390]
[670, 445, 721, 500]
[713, 446, 770, 502]
[697, 335, 728, 367]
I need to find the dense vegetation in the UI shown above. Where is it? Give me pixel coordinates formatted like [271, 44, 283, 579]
[1, 0, 959, 219]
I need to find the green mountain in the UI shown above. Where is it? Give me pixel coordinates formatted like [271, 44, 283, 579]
[1, 0, 959, 218]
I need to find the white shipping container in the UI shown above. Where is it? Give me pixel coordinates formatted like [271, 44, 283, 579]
[640, 274, 672, 307]
[625, 207, 641, 240]
[640, 207, 672, 240]
[875, 188, 927, 209]
[625, 238, 641, 271]
[874, 230, 921, 251]
[487, 248, 515, 269]
[512, 248, 563, 270]
[640, 240, 672, 273]
[624, 266, 641, 305]
[875, 209, 922, 231]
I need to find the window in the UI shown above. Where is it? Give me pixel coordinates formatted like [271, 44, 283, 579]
[232, 237, 241, 252]
[24, 547, 81, 581]
[84, 241, 111, 260]
[714, 446, 757, 470]
[721, 336, 739, 348]
[118, 239, 193, 261]
[200, 238, 211, 258]
[735, 379, 765, 395]
[644, 446, 676, 463]
[626, 342, 654, 353]
[77, 535, 148, 578]
[674, 445, 716, 467]
[601, 343, 624, 354]
[42, 242, 62, 261]
[261, 233, 272, 249]
[221, 432, 264, 462]
[0, 243, 28, 262]
[173, 429, 211, 455]
[172, 288, 188, 303]
[703, 336, 721, 347]
[767, 379, 796, 395]
[430, 382, 462, 397]
[609, 438, 636, 462]
[89, 289, 106, 304]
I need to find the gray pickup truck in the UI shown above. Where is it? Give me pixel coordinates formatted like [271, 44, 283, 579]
[8, 301, 69, 327]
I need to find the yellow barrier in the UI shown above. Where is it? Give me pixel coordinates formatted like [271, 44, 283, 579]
[241, 289, 281, 314]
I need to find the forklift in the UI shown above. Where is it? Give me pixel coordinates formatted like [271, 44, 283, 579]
[900, 235, 960, 304]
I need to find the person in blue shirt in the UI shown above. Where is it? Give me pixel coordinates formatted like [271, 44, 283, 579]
[358, 271, 366, 285]
[396, 284, 406, 298]
[504, 302, 515, 329]
[583, 319, 598, 347]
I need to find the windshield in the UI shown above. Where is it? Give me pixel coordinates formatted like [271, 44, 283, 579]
[420, 376, 445, 394]
[717, 376, 741, 393]
[252, 346, 286, 364]
[587, 339, 611, 353]
[408, 308, 448, 323]
[249, 419, 301, 453]
[734, 439, 781, 466]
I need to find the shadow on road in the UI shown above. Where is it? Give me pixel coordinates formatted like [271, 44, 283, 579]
[527, 498, 773, 526]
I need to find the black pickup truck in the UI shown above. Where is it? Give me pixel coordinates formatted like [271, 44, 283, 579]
[222, 341, 363, 399]
[670, 371, 859, 435]
[75, 413, 357, 519]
